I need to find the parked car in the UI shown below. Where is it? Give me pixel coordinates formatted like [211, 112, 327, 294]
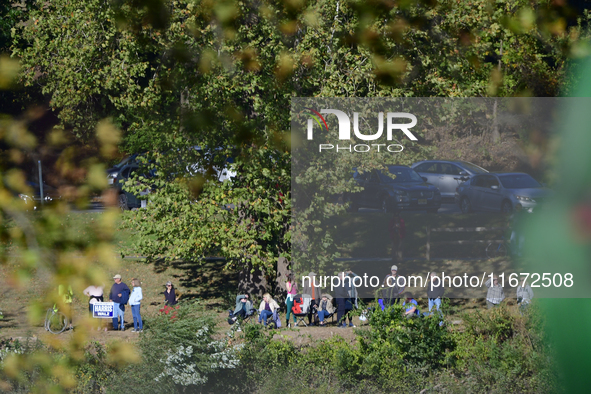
[184, 146, 236, 182]
[106, 148, 236, 210]
[347, 165, 442, 213]
[455, 172, 551, 214]
[18, 181, 61, 210]
[411, 160, 488, 200]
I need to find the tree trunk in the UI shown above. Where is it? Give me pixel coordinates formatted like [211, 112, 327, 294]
[274, 256, 291, 301]
[237, 261, 268, 298]
[491, 98, 500, 143]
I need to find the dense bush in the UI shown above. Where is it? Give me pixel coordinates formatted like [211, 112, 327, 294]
[111, 302, 240, 394]
[0, 303, 556, 393]
[74, 341, 116, 394]
[359, 304, 455, 370]
[226, 304, 556, 394]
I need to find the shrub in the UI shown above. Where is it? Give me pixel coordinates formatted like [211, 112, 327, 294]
[361, 304, 456, 370]
[112, 301, 240, 394]
[75, 341, 116, 394]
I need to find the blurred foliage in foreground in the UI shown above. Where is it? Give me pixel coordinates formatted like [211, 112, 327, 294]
[0, 55, 135, 392]
[1, 0, 591, 391]
[9, 0, 590, 279]
[526, 58, 591, 392]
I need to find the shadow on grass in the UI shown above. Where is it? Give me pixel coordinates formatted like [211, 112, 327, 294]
[168, 258, 238, 308]
[0, 312, 19, 329]
[328, 211, 508, 260]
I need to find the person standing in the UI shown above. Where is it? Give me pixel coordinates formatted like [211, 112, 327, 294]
[129, 278, 143, 333]
[427, 272, 444, 314]
[109, 274, 130, 331]
[345, 270, 361, 326]
[382, 265, 405, 306]
[58, 284, 74, 330]
[302, 272, 320, 326]
[285, 273, 298, 328]
[83, 284, 104, 331]
[335, 272, 353, 328]
[389, 210, 406, 262]
[485, 275, 505, 309]
[163, 281, 179, 306]
[516, 279, 534, 315]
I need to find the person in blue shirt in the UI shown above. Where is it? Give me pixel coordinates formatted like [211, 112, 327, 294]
[129, 278, 143, 332]
[109, 274, 130, 331]
[402, 293, 420, 318]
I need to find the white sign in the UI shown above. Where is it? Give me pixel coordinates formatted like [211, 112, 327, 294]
[92, 302, 115, 318]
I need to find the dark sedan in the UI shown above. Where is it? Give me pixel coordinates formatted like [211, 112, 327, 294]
[348, 166, 442, 213]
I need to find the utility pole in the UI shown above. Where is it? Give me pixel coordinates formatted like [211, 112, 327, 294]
[38, 160, 44, 206]
[492, 40, 503, 143]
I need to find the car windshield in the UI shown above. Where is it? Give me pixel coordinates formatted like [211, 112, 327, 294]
[460, 161, 488, 174]
[382, 167, 424, 183]
[498, 174, 542, 189]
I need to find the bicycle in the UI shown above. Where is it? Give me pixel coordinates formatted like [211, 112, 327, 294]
[485, 236, 510, 259]
[45, 307, 69, 334]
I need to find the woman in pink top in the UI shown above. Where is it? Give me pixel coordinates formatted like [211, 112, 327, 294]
[285, 273, 298, 328]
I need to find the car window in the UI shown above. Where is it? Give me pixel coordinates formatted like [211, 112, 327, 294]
[383, 167, 424, 183]
[415, 163, 438, 173]
[487, 176, 500, 188]
[472, 176, 486, 187]
[498, 174, 542, 189]
[121, 168, 131, 179]
[440, 163, 461, 175]
[460, 161, 488, 174]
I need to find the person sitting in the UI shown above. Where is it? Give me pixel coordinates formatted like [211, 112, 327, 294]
[402, 292, 420, 318]
[231, 294, 252, 322]
[258, 293, 279, 326]
[316, 294, 335, 326]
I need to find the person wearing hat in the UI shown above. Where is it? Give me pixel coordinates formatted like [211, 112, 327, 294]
[109, 274, 130, 331]
[163, 281, 179, 306]
[382, 265, 405, 306]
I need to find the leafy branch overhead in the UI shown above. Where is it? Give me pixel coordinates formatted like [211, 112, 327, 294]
[10, 0, 591, 274]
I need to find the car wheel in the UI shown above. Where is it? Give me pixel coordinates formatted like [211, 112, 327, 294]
[501, 200, 512, 214]
[119, 193, 129, 211]
[460, 197, 471, 214]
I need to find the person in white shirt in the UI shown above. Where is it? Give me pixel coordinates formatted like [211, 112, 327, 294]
[129, 278, 144, 332]
[516, 279, 534, 315]
[83, 284, 104, 331]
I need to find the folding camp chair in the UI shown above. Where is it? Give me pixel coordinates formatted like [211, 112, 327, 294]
[228, 306, 257, 331]
[314, 295, 338, 326]
[259, 306, 282, 329]
[292, 294, 312, 327]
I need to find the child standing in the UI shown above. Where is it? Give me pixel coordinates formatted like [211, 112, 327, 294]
[129, 278, 143, 332]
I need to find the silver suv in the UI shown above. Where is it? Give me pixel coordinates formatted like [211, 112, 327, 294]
[411, 160, 488, 200]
